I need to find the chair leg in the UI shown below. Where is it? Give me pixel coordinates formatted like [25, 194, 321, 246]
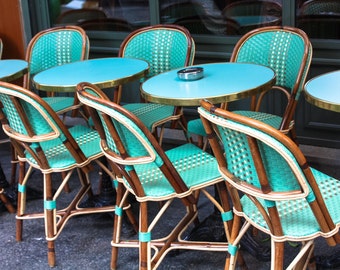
[272, 240, 285, 270]
[16, 161, 28, 242]
[111, 182, 137, 270]
[0, 188, 16, 213]
[138, 201, 150, 270]
[9, 143, 18, 185]
[44, 173, 57, 267]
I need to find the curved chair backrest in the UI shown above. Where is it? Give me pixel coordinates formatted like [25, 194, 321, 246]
[300, 0, 340, 15]
[199, 100, 309, 199]
[198, 99, 338, 238]
[0, 81, 90, 168]
[230, 26, 312, 129]
[56, 8, 107, 25]
[118, 24, 195, 79]
[23, 25, 89, 90]
[76, 82, 192, 199]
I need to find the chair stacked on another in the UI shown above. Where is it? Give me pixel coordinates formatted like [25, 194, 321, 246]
[76, 82, 236, 270]
[118, 24, 195, 145]
[188, 26, 312, 149]
[199, 99, 340, 269]
[0, 81, 127, 267]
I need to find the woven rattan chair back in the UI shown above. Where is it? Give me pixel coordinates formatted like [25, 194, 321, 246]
[199, 99, 340, 269]
[23, 25, 89, 117]
[0, 81, 115, 267]
[230, 26, 312, 134]
[117, 24, 195, 145]
[119, 24, 194, 81]
[187, 26, 311, 149]
[24, 25, 88, 90]
[76, 82, 235, 270]
[300, 0, 340, 15]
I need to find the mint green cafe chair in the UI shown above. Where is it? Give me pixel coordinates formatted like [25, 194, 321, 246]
[199, 99, 340, 270]
[188, 25, 312, 149]
[0, 81, 121, 267]
[76, 82, 236, 270]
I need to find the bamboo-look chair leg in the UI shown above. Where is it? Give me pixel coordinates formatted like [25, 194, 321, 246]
[0, 188, 15, 213]
[139, 201, 149, 270]
[44, 172, 57, 267]
[272, 240, 285, 270]
[16, 161, 27, 242]
[9, 143, 18, 185]
[111, 182, 137, 270]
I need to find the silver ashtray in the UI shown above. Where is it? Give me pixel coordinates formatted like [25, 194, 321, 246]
[177, 67, 204, 81]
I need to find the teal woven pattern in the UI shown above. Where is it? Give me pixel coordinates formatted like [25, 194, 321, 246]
[0, 90, 55, 136]
[0, 84, 102, 171]
[27, 125, 101, 169]
[79, 90, 158, 162]
[198, 107, 303, 193]
[29, 30, 84, 77]
[241, 168, 340, 239]
[42, 96, 76, 112]
[199, 106, 340, 241]
[78, 86, 222, 201]
[300, 0, 340, 15]
[26, 27, 88, 114]
[0, 92, 30, 136]
[123, 103, 175, 131]
[123, 28, 190, 78]
[188, 27, 311, 139]
[235, 30, 305, 93]
[231, 110, 282, 130]
[218, 124, 301, 192]
[121, 25, 194, 135]
[187, 118, 207, 137]
[129, 143, 221, 199]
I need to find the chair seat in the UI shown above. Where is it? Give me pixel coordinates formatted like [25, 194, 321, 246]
[187, 118, 207, 137]
[23, 125, 101, 171]
[237, 168, 340, 241]
[43, 96, 78, 114]
[123, 143, 222, 201]
[123, 103, 177, 132]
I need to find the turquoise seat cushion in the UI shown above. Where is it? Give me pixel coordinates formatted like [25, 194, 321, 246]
[123, 143, 221, 200]
[239, 168, 340, 240]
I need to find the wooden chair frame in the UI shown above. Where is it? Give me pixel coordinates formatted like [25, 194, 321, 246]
[199, 99, 340, 270]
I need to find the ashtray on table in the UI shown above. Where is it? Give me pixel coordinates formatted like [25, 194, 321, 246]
[177, 67, 204, 81]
